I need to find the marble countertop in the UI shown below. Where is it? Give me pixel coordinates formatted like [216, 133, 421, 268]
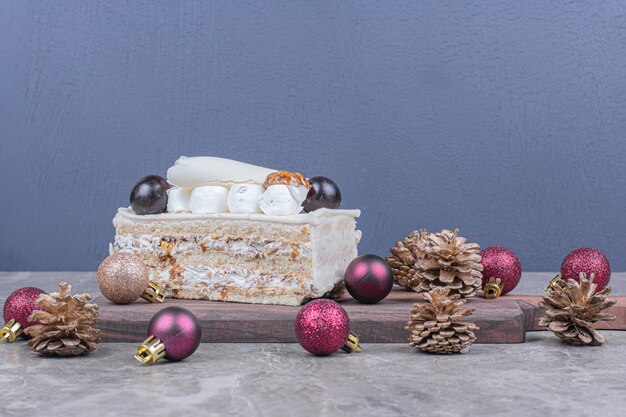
[1, 272, 625, 417]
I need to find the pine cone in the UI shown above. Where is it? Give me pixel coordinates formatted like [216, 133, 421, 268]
[406, 287, 479, 354]
[415, 229, 483, 297]
[539, 273, 616, 346]
[387, 229, 429, 290]
[24, 282, 101, 356]
[390, 228, 483, 297]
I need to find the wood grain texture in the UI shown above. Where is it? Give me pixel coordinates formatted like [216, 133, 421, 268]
[96, 288, 626, 344]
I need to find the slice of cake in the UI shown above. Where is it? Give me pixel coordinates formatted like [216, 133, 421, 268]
[110, 156, 361, 306]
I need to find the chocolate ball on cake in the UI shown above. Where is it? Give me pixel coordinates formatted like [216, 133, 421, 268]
[130, 175, 169, 215]
[303, 176, 342, 212]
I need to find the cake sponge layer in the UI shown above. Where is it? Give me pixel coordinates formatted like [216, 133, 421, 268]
[111, 208, 361, 305]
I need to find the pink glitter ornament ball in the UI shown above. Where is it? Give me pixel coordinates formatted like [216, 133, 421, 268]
[294, 299, 350, 356]
[3, 287, 46, 332]
[480, 246, 522, 296]
[561, 248, 611, 291]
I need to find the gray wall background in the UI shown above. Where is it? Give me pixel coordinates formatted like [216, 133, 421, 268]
[2, 1, 626, 271]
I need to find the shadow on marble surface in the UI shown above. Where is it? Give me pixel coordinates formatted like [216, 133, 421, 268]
[1, 335, 626, 417]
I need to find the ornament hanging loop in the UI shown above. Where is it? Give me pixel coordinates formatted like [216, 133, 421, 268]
[545, 274, 566, 296]
[135, 335, 166, 365]
[483, 277, 503, 299]
[0, 319, 23, 343]
[341, 332, 362, 353]
[141, 281, 165, 303]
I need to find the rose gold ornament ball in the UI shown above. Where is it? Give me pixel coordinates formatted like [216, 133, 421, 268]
[97, 253, 150, 304]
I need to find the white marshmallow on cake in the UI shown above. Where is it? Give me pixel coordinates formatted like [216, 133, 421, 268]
[287, 185, 309, 205]
[167, 188, 192, 213]
[190, 186, 229, 214]
[259, 185, 308, 216]
[227, 184, 264, 214]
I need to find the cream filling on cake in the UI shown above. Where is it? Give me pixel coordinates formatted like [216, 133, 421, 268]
[142, 265, 311, 305]
[113, 235, 311, 261]
[176, 266, 306, 291]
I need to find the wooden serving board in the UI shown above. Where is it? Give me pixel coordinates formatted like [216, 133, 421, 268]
[96, 288, 626, 344]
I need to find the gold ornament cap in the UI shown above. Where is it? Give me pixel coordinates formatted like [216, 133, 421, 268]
[483, 277, 503, 299]
[341, 332, 362, 353]
[545, 274, 566, 295]
[135, 335, 166, 365]
[0, 319, 22, 343]
[141, 281, 165, 303]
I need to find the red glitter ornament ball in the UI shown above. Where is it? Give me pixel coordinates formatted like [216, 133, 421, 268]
[294, 299, 350, 356]
[561, 248, 611, 291]
[3, 287, 46, 331]
[480, 246, 522, 296]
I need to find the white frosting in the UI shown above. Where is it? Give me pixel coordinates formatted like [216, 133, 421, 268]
[114, 206, 360, 225]
[167, 188, 192, 213]
[227, 184, 264, 214]
[167, 156, 276, 189]
[190, 186, 229, 213]
[258, 185, 307, 216]
[309, 213, 361, 294]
